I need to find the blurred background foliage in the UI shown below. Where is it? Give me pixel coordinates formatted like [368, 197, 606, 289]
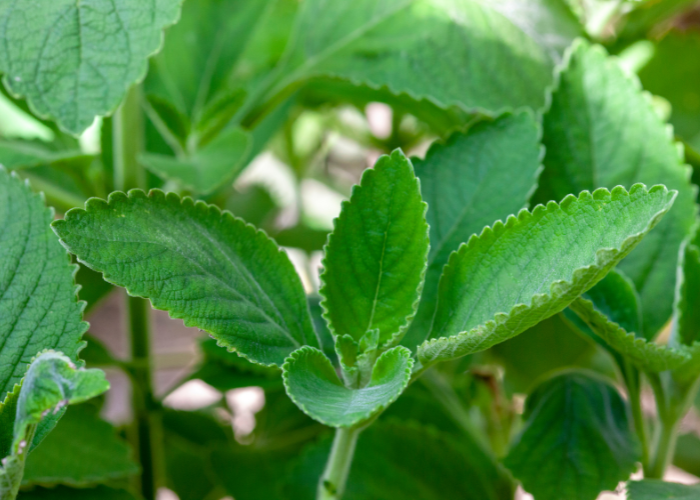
[4, 0, 700, 498]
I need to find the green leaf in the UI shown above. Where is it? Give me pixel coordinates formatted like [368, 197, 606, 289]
[141, 127, 251, 194]
[639, 33, 700, 150]
[0, 141, 89, 171]
[672, 237, 700, 347]
[22, 405, 138, 487]
[282, 346, 412, 427]
[320, 149, 428, 345]
[0, 351, 108, 500]
[52, 189, 319, 367]
[0, 0, 182, 135]
[284, 421, 514, 500]
[504, 371, 640, 500]
[616, 1, 699, 49]
[627, 480, 700, 500]
[18, 486, 137, 500]
[402, 111, 543, 350]
[0, 168, 88, 398]
[536, 39, 697, 338]
[269, 0, 554, 114]
[418, 184, 676, 365]
[568, 269, 688, 372]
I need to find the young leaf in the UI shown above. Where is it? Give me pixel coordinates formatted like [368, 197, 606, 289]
[536, 39, 697, 338]
[568, 270, 688, 372]
[52, 190, 318, 367]
[402, 111, 542, 349]
[0, 168, 88, 398]
[320, 149, 429, 345]
[140, 127, 251, 194]
[284, 422, 515, 500]
[418, 184, 676, 365]
[627, 480, 700, 500]
[22, 406, 139, 487]
[269, 0, 554, 114]
[0, 351, 109, 500]
[0, 0, 183, 135]
[504, 371, 640, 500]
[282, 346, 413, 427]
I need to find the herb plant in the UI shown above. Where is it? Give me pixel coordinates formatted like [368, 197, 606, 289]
[1, 1, 700, 500]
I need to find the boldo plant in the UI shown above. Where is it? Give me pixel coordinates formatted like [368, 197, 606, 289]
[2, 0, 700, 499]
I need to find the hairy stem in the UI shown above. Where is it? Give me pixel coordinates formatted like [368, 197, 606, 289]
[114, 85, 160, 500]
[317, 426, 362, 500]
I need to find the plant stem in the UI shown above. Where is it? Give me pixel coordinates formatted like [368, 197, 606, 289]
[317, 426, 362, 500]
[113, 85, 146, 192]
[113, 85, 159, 500]
[623, 362, 649, 467]
[647, 416, 680, 479]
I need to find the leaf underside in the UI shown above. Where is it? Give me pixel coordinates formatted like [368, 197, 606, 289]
[282, 346, 413, 427]
[320, 149, 429, 345]
[536, 39, 697, 338]
[0, 168, 87, 399]
[418, 184, 676, 365]
[52, 189, 318, 367]
[504, 371, 640, 500]
[0, 0, 183, 134]
[403, 111, 542, 350]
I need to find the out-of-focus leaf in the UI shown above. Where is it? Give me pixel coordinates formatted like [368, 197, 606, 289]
[22, 405, 138, 486]
[18, 486, 136, 500]
[284, 422, 514, 500]
[627, 480, 700, 500]
[504, 371, 640, 500]
[0, 0, 183, 134]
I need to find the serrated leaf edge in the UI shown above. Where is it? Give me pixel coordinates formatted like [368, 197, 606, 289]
[51, 188, 317, 368]
[417, 183, 677, 365]
[281, 345, 413, 428]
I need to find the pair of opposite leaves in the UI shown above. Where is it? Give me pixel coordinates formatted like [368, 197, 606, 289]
[53, 147, 677, 427]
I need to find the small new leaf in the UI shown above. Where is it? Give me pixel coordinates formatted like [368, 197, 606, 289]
[282, 346, 413, 427]
[52, 190, 318, 367]
[320, 149, 429, 346]
[504, 371, 640, 500]
[419, 184, 676, 365]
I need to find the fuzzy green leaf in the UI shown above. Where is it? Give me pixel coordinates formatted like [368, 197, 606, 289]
[627, 480, 700, 500]
[282, 346, 412, 427]
[53, 190, 318, 367]
[0, 0, 183, 134]
[0, 351, 108, 500]
[270, 0, 554, 113]
[504, 371, 640, 500]
[0, 169, 87, 398]
[141, 127, 251, 194]
[418, 184, 676, 365]
[568, 270, 688, 372]
[403, 111, 542, 349]
[22, 406, 138, 487]
[536, 39, 697, 338]
[320, 149, 428, 345]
